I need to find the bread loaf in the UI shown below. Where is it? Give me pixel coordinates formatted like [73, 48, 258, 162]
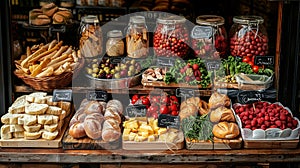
[26, 92, 47, 103]
[180, 97, 200, 110]
[45, 96, 58, 106]
[179, 104, 198, 121]
[1, 125, 11, 135]
[9, 125, 24, 133]
[104, 107, 121, 124]
[212, 122, 240, 139]
[57, 101, 71, 116]
[41, 3, 58, 17]
[84, 101, 105, 114]
[23, 114, 37, 126]
[83, 113, 105, 140]
[1, 113, 24, 125]
[106, 100, 123, 115]
[209, 92, 231, 109]
[13, 131, 24, 138]
[210, 106, 235, 123]
[37, 114, 59, 125]
[46, 106, 62, 115]
[69, 122, 86, 139]
[102, 119, 121, 142]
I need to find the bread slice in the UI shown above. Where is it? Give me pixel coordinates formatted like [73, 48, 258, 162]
[1, 113, 24, 125]
[23, 114, 37, 126]
[9, 124, 24, 132]
[13, 131, 24, 138]
[42, 130, 59, 140]
[46, 106, 62, 116]
[59, 110, 67, 120]
[8, 95, 28, 114]
[44, 123, 58, 132]
[45, 96, 58, 106]
[24, 131, 42, 140]
[1, 125, 10, 135]
[26, 92, 47, 103]
[24, 124, 42, 132]
[25, 103, 48, 115]
[1, 132, 12, 140]
[37, 115, 59, 125]
[57, 101, 71, 116]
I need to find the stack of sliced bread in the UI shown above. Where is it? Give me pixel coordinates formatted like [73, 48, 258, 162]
[1, 92, 71, 140]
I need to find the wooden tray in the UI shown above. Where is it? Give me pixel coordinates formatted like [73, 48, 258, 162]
[243, 139, 299, 149]
[62, 130, 121, 150]
[122, 140, 184, 150]
[185, 137, 242, 150]
[141, 79, 210, 89]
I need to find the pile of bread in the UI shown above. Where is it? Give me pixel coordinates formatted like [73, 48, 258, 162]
[69, 99, 123, 142]
[179, 92, 240, 140]
[14, 40, 80, 78]
[122, 117, 183, 143]
[29, 3, 73, 26]
[1, 92, 71, 140]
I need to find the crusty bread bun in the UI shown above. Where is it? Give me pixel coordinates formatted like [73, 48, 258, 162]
[179, 104, 198, 121]
[212, 122, 240, 139]
[208, 92, 231, 109]
[69, 122, 86, 139]
[102, 119, 121, 142]
[24, 130, 42, 140]
[84, 101, 105, 114]
[199, 100, 210, 116]
[106, 100, 123, 115]
[209, 106, 235, 123]
[83, 113, 105, 140]
[180, 97, 200, 110]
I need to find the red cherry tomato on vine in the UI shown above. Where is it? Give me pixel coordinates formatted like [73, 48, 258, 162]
[169, 104, 178, 112]
[131, 94, 139, 104]
[248, 62, 254, 67]
[171, 111, 179, 116]
[161, 96, 170, 104]
[252, 65, 259, 73]
[243, 56, 250, 63]
[141, 97, 150, 106]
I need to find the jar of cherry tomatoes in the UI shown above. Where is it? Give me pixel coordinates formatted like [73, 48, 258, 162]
[153, 15, 189, 58]
[191, 15, 227, 59]
[229, 15, 268, 66]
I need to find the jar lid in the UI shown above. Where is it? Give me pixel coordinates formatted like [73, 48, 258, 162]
[196, 15, 225, 26]
[157, 15, 186, 24]
[233, 15, 264, 24]
[130, 16, 146, 24]
[107, 30, 123, 38]
[82, 15, 99, 24]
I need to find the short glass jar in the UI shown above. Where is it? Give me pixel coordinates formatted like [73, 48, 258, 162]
[106, 30, 124, 57]
[191, 15, 227, 59]
[229, 15, 268, 64]
[79, 15, 103, 58]
[153, 15, 189, 58]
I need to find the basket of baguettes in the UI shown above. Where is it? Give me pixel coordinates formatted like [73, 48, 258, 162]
[14, 40, 84, 91]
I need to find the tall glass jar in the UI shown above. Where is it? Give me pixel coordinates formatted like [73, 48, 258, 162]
[191, 15, 227, 59]
[229, 15, 268, 65]
[79, 15, 103, 58]
[126, 16, 149, 58]
[153, 15, 189, 58]
[106, 30, 124, 57]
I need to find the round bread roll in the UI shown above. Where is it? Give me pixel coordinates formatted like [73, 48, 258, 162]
[102, 119, 121, 142]
[84, 101, 105, 114]
[104, 107, 121, 124]
[199, 100, 210, 116]
[179, 104, 198, 121]
[69, 108, 86, 126]
[83, 113, 105, 140]
[69, 122, 86, 139]
[208, 92, 231, 109]
[106, 100, 123, 115]
[210, 106, 235, 123]
[212, 122, 240, 139]
[180, 97, 200, 110]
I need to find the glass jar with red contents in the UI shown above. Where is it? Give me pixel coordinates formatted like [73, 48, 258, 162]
[229, 15, 268, 66]
[153, 15, 189, 58]
[191, 15, 227, 59]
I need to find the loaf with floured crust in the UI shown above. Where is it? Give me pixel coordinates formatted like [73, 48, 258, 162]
[68, 122, 86, 139]
[83, 113, 105, 140]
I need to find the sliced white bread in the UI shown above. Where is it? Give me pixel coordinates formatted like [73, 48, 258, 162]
[23, 114, 37, 126]
[24, 130, 42, 140]
[1, 113, 24, 125]
[37, 114, 59, 125]
[13, 131, 24, 138]
[60, 110, 66, 120]
[25, 103, 48, 115]
[42, 130, 59, 140]
[45, 95, 58, 106]
[23, 124, 42, 132]
[26, 92, 47, 103]
[57, 101, 71, 116]
[1, 132, 12, 139]
[44, 123, 58, 132]
[9, 124, 24, 132]
[8, 95, 28, 114]
[46, 106, 62, 116]
[1, 125, 10, 135]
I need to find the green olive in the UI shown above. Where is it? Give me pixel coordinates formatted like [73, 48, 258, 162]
[114, 73, 120, 79]
[130, 59, 136, 65]
[92, 64, 98, 68]
[129, 65, 134, 72]
[92, 73, 97, 78]
[87, 68, 93, 74]
[92, 59, 98, 62]
[92, 68, 99, 73]
[128, 71, 132, 77]
[115, 66, 120, 71]
[110, 69, 115, 74]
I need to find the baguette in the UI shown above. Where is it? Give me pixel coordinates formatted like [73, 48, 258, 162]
[31, 58, 51, 77]
[48, 39, 58, 50]
[24, 131, 42, 140]
[38, 50, 58, 62]
[36, 66, 54, 78]
[51, 45, 68, 60]
[20, 45, 48, 68]
[28, 43, 60, 64]
[24, 124, 42, 132]
[47, 53, 70, 67]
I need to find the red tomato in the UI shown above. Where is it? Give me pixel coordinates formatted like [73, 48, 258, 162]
[171, 111, 179, 116]
[160, 105, 169, 114]
[252, 65, 259, 73]
[169, 104, 178, 112]
[242, 56, 250, 63]
[161, 96, 170, 104]
[192, 64, 199, 71]
[170, 95, 179, 103]
[141, 97, 150, 106]
[248, 62, 254, 67]
[131, 94, 139, 104]
[148, 105, 158, 113]
[151, 96, 160, 104]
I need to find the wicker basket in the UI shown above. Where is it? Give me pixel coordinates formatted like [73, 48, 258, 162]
[14, 58, 84, 91]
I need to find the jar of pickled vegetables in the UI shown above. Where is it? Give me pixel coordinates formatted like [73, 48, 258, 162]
[191, 15, 227, 59]
[106, 30, 124, 57]
[153, 15, 189, 58]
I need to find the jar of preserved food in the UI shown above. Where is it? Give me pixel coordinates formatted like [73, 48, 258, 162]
[79, 15, 103, 58]
[191, 15, 227, 59]
[106, 30, 124, 57]
[153, 15, 189, 58]
[126, 16, 149, 58]
[229, 15, 268, 64]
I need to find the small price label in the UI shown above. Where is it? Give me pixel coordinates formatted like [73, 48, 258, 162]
[125, 105, 147, 117]
[254, 56, 275, 65]
[158, 114, 180, 129]
[176, 88, 195, 98]
[156, 57, 175, 67]
[52, 89, 72, 102]
[191, 26, 212, 39]
[205, 59, 221, 71]
[86, 90, 108, 101]
[237, 91, 265, 104]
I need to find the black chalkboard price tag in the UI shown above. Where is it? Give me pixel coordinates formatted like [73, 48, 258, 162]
[125, 104, 147, 117]
[176, 88, 195, 98]
[205, 59, 221, 71]
[254, 56, 274, 66]
[86, 90, 108, 101]
[237, 91, 265, 104]
[191, 26, 212, 39]
[158, 114, 180, 129]
[156, 57, 175, 67]
[52, 89, 72, 102]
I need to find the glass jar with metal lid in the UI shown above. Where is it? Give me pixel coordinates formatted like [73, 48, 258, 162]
[106, 30, 124, 57]
[153, 15, 189, 58]
[79, 15, 103, 58]
[229, 15, 268, 64]
[191, 15, 227, 59]
[126, 16, 149, 58]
